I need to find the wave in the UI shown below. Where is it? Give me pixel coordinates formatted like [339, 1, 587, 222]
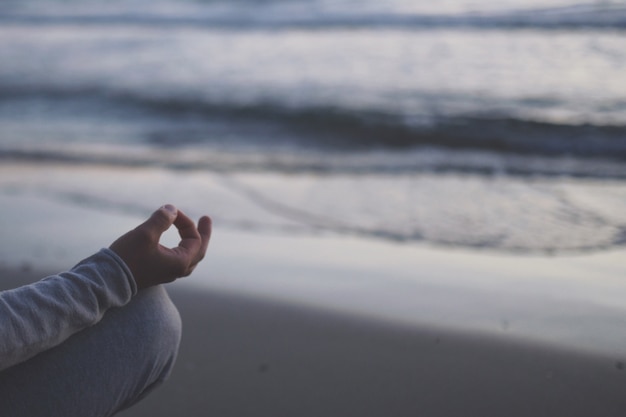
[2, 86, 626, 166]
[3, 141, 626, 181]
[2, 3, 626, 30]
[4, 151, 626, 255]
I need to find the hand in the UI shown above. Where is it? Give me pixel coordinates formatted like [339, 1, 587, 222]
[110, 204, 212, 290]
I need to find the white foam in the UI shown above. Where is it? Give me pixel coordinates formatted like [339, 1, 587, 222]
[1, 162, 625, 253]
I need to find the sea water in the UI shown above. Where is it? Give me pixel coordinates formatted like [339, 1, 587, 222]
[1, 0, 626, 253]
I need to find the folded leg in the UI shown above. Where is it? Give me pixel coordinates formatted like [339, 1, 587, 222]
[0, 285, 182, 417]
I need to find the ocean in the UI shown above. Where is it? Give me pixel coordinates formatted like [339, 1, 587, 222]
[1, 0, 626, 254]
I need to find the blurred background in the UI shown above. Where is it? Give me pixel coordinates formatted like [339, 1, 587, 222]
[1, 0, 626, 256]
[3, 3, 626, 415]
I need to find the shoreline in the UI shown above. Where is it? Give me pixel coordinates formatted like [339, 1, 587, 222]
[1, 188, 626, 357]
[2, 161, 626, 256]
[2, 180, 626, 415]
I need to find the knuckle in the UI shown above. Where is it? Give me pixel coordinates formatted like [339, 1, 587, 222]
[171, 260, 191, 278]
[133, 227, 153, 245]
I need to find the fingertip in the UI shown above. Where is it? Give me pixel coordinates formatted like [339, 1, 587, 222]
[197, 216, 212, 262]
[144, 204, 177, 234]
[198, 215, 212, 237]
[172, 208, 195, 229]
[160, 204, 178, 217]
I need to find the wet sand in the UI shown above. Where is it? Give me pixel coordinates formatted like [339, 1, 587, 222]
[133, 284, 626, 417]
[4, 267, 626, 417]
[2, 186, 626, 417]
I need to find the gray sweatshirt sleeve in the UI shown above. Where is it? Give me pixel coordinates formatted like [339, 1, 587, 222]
[0, 248, 137, 371]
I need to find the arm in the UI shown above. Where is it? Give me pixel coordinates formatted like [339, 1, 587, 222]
[0, 205, 211, 372]
[0, 249, 135, 371]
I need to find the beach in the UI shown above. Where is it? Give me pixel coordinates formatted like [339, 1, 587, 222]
[2, 188, 626, 416]
[2, 164, 626, 355]
[129, 285, 626, 417]
[3, 252, 626, 417]
[2, 0, 626, 414]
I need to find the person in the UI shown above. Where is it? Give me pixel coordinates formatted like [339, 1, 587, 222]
[0, 204, 212, 417]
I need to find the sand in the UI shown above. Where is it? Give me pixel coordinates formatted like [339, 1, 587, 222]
[134, 286, 626, 417]
[2, 189, 626, 416]
[3, 266, 626, 417]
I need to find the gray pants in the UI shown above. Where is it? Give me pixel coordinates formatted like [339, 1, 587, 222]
[0, 285, 181, 417]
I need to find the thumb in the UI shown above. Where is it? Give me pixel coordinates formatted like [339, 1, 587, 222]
[140, 204, 178, 237]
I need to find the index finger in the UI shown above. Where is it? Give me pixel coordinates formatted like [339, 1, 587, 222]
[173, 209, 202, 252]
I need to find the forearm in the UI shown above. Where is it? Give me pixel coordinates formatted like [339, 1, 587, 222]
[0, 249, 137, 371]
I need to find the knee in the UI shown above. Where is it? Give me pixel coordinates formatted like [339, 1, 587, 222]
[128, 285, 183, 385]
[0, 286, 182, 417]
[110, 285, 182, 411]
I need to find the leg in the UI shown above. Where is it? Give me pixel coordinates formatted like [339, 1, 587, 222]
[0, 285, 182, 417]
